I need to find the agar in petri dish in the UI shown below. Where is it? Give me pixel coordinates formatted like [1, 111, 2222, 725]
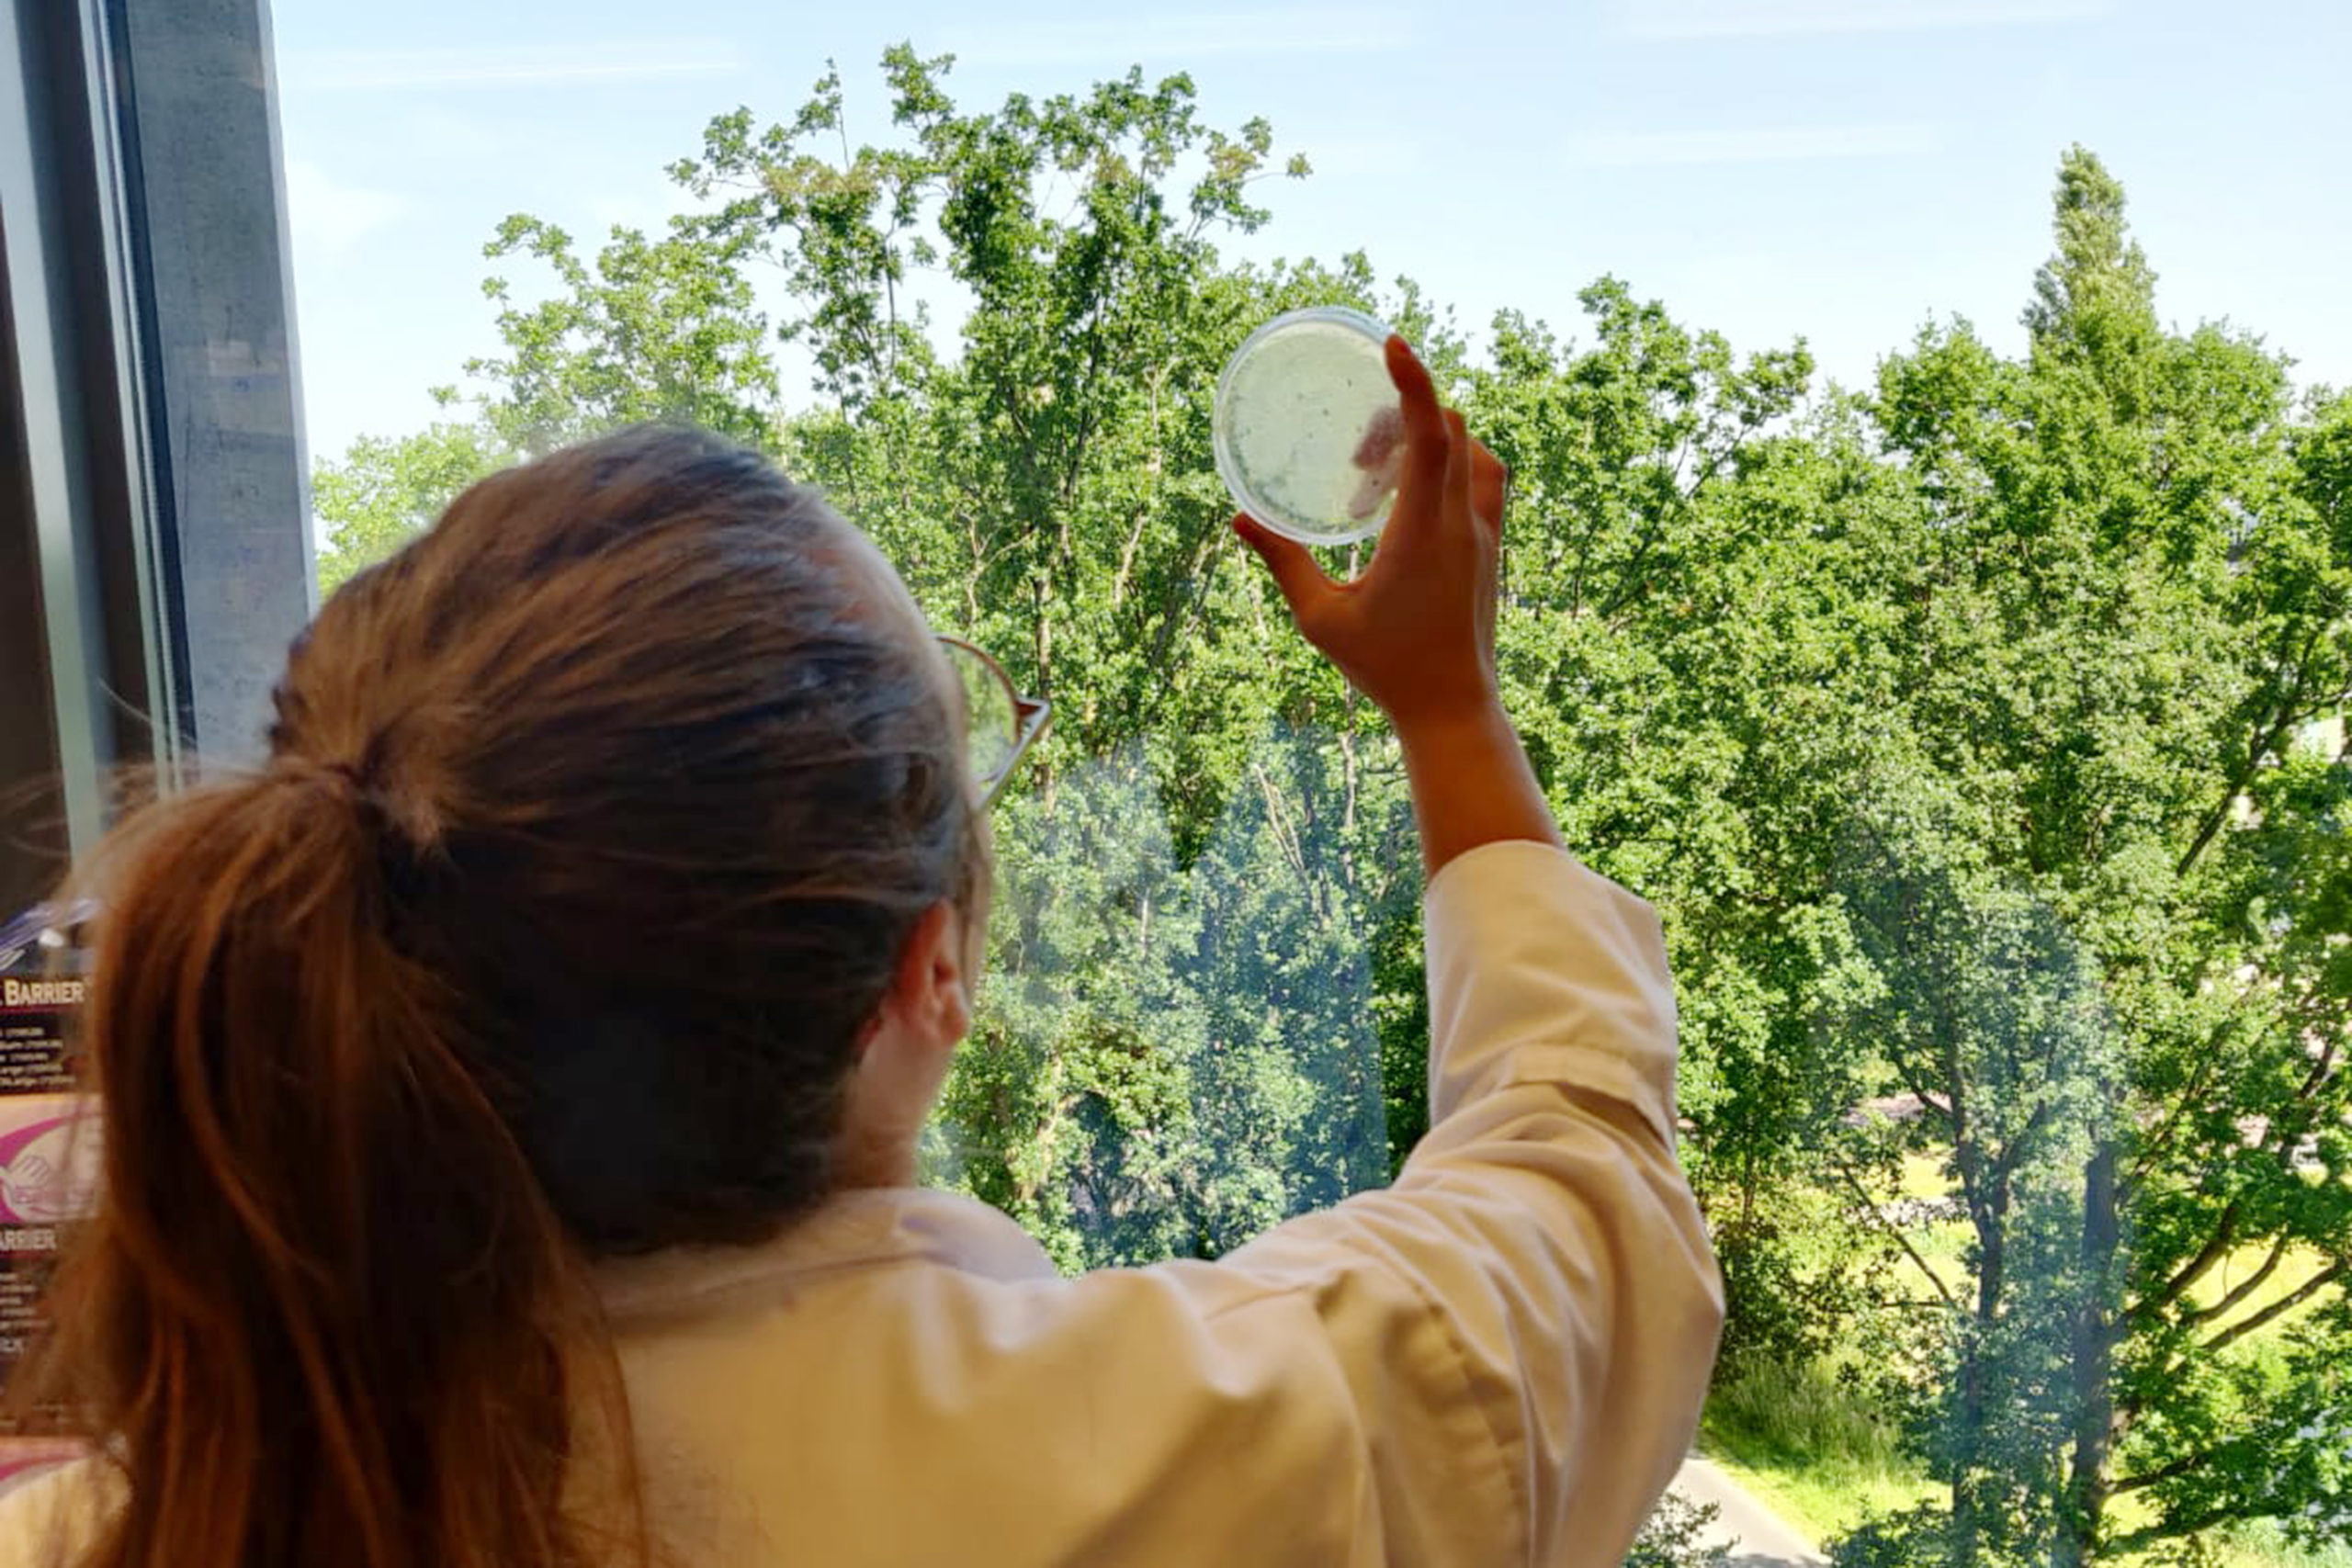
[1214, 306, 1406, 547]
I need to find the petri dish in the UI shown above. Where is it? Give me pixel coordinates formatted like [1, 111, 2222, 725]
[1214, 306, 1406, 547]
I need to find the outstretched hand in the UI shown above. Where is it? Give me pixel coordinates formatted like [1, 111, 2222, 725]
[1233, 336, 1509, 739]
[1238, 335, 1557, 876]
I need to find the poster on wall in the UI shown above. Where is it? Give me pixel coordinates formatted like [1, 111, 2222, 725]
[0, 907, 96, 1478]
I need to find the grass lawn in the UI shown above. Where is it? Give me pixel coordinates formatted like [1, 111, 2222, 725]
[1899, 1153, 1951, 1201]
[2214, 1521, 2352, 1568]
[1699, 1358, 2348, 1568]
[1698, 1354, 1935, 1545]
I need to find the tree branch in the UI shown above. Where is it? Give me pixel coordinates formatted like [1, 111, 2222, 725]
[2177, 625, 2324, 878]
[2133, 1202, 2240, 1324]
[2201, 1258, 2346, 1357]
[2291, 1031, 2344, 1112]
[1830, 1150, 1964, 1315]
[1987, 1100, 2056, 1185]
[1892, 1061, 1957, 1133]
[2188, 1234, 2292, 1326]
[2121, 1033, 2228, 1201]
[2111, 1449, 2216, 1495]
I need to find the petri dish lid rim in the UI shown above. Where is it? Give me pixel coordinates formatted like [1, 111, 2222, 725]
[1213, 305, 1399, 548]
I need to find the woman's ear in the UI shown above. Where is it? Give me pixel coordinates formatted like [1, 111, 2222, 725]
[836, 901, 973, 1190]
[883, 899, 971, 1055]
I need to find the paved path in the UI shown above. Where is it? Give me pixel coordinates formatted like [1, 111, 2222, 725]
[1670, 1453, 1827, 1568]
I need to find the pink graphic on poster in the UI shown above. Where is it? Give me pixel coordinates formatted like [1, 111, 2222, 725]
[0, 1437, 83, 1495]
[0, 1098, 101, 1231]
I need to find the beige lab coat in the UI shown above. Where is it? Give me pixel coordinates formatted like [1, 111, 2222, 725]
[0, 840, 1721, 1567]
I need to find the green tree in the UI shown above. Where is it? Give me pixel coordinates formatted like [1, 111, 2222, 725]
[305, 69, 2352, 1564]
[311, 403, 510, 592]
[935, 732, 1401, 1269]
[1460, 283, 1896, 1364]
[933, 753, 1204, 1269]
[1626, 1494, 1735, 1568]
[1829, 773, 2119, 1568]
[468, 210, 782, 452]
[1834, 148, 2352, 1568]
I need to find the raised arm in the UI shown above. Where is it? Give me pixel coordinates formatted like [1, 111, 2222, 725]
[1224, 339, 1724, 1564]
[1233, 335, 1558, 879]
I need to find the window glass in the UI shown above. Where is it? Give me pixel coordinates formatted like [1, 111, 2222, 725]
[251, 1, 2352, 1562]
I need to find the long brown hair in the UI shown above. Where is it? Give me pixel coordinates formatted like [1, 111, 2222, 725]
[17, 427, 974, 1566]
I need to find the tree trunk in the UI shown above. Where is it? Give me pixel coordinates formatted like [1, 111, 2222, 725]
[1951, 1164, 2007, 1568]
[2059, 1136, 2121, 1568]
[1951, 1270, 1994, 1568]
[1032, 570, 1056, 807]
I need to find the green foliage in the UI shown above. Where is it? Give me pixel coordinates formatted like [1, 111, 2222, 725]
[1712, 1199, 1876, 1371]
[306, 54, 2352, 1564]
[932, 754, 1206, 1269]
[930, 736, 1401, 1271]
[469, 211, 782, 450]
[1809, 149, 2352, 1568]
[1834, 1505, 1962, 1568]
[1709, 1355, 1915, 1482]
[1626, 1493, 1735, 1568]
[2219, 1515, 2352, 1568]
[311, 406, 510, 592]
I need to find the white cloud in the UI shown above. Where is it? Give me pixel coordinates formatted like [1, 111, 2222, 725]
[1565, 122, 1948, 166]
[944, 8, 1412, 67]
[278, 41, 740, 92]
[1613, 0, 2118, 39]
[282, 160, 408, 256]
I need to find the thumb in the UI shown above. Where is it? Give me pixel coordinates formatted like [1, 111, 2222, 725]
[1234, 514, 1334, 625]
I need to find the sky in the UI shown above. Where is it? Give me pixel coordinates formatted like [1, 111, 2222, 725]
[269, 0, 2352, 462]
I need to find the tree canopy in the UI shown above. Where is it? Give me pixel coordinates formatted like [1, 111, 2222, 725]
[311, 53, 2352, 1564]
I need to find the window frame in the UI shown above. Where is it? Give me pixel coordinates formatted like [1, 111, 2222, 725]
[0, 0, 310, 911]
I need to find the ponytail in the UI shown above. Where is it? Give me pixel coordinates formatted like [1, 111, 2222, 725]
[14, 425, 972, 1566]
[21, 766, 635, 1568]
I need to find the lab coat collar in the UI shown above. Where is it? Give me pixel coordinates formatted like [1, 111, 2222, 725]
[593, 1186, 1061, 1322]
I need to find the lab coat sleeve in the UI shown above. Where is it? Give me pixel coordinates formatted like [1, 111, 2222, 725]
[1216, 839, 1724, 1567]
